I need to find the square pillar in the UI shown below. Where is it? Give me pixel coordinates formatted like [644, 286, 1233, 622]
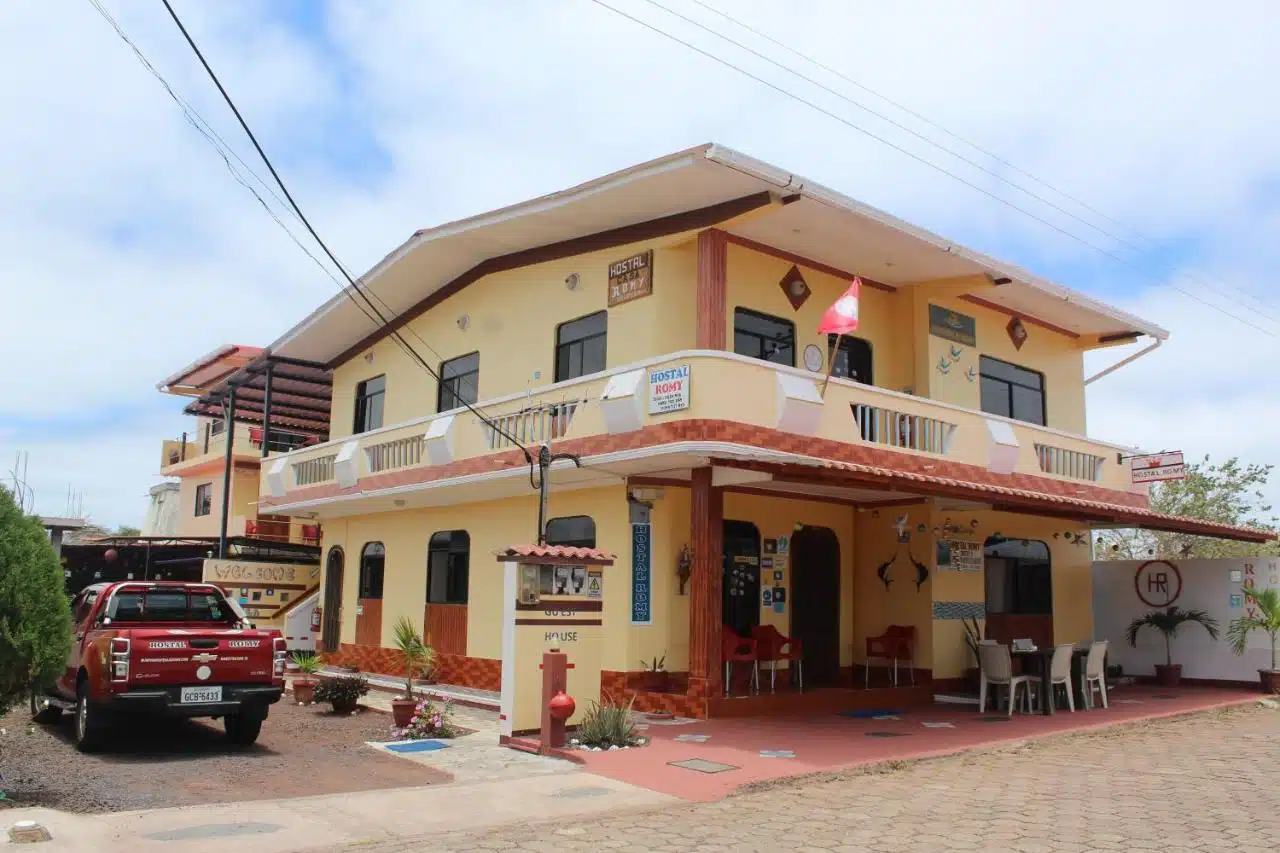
[696, 229, 727, 350]
[688, 466, 724, 697]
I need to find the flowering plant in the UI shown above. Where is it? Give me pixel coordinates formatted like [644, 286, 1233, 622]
[391, 697, 460, 740]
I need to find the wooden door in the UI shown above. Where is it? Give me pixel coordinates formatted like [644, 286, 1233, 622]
[790, 526, 842, 686]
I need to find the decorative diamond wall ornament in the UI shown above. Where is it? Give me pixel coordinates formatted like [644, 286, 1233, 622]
[779, 265, 811, 311]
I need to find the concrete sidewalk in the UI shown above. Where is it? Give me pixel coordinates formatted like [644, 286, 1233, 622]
[4, 772, 674, 853]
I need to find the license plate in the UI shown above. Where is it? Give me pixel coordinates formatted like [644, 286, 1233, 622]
[180, 686, 223, 704]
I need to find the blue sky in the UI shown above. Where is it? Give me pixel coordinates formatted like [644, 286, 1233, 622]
[1, 0, 1278, 527]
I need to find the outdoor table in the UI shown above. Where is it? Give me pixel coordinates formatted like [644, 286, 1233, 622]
[1011, 647, 1089, 715]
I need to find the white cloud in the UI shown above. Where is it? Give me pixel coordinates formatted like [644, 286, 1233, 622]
[1, 0, 1277, 525]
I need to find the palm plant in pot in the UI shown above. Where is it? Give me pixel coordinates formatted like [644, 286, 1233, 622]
[1226, 586, 1280, 694]
[1126, 606, 1220, 687]
[391, 617, 436, 728]
[291, 652, 323, 704]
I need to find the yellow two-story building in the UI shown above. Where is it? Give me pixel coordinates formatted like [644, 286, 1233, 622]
[243, 144, 1265, 715]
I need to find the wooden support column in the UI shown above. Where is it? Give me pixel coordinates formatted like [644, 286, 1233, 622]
[688, 466, 724, 698]
[696, 229, 727, 349]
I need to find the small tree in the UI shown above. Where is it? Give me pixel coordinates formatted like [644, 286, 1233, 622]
[1126, 606, 1220, 667]
[1095, 456, 1280, 560]
[392, 617, 434, 700]
[1226, 587, 1280, 672]
[0, 486, 73, 716]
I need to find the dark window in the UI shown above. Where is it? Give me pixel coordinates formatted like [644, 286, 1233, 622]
[828, 334, 873, 384]
[104, 589, 236, 624]
[353, 375, 386, 434]
[209, 418, 225, 437]
[72, 591, 98, 626]
[437, 352, 479, 413]
[427, 531, 470, 604]
[734, 308, 795, 367]
[194, 483, 213, 517]
[979, 356, 1045, 426]
[555, 312, 608, 382]
[542, 516, 596, 594]
[545, 515, 596, 548]
[359, 542, 386, 599]
[984, 537, 1052, 615]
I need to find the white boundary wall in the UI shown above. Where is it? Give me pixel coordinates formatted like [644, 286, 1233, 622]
[1093, 557, 1278, 681]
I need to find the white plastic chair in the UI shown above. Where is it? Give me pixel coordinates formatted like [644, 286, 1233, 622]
[1079, 640, 1109, 709]
[1027, 643, 1076, 712]
[978, 643, 1035, 717]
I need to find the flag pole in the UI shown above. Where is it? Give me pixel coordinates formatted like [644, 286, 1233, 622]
[820, 333, 844, 399]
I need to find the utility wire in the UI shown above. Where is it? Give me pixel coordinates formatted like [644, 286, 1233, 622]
[87, 0, 488, 408]
[156, 0, 525, 451]
[631, 0, 1280, 332]
[686, 0, 1280, 323]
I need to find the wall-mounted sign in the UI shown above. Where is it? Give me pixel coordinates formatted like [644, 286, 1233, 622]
[648, 364, 690, 414]
[587, 567, 603, 599]
[607, 249, 654, 307]
[631, 522, 652, 625]
[1130, 451, 1186, 484]
[207, 560, 301, 584]
[1134, 559, 1183, 607]
[936, 538, 982, 572]
[928, 304, 977, 347]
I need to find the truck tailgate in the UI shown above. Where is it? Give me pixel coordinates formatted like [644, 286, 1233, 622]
[128, 629, 280, 686]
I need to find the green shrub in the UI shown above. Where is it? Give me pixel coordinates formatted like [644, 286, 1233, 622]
[0, 486, 73, 716]
[290, 651, 322, 677]
[575, 695, 642, 749]
[314, 673, 369, 707]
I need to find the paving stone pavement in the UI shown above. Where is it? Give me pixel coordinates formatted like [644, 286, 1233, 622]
[312, 704, 1280, 853]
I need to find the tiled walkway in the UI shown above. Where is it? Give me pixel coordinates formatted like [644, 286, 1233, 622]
[578, 685, 1261, 801]
[320, 696, 1280, 853]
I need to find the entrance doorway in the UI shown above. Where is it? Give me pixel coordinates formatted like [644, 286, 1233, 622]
[983, 537, 1053, 649]
[722, 520, 762, 639]
[790, 526, 842, 686]
[321, 547, 344, 653]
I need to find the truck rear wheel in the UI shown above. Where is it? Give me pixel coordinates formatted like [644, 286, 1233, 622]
[30, 686, 61, 724]
[74, 681, 105, 753]
[224, 713, 263, 746]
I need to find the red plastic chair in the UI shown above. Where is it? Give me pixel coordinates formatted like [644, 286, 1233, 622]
[865, 625, 916, 687]
[722, 627, 760, 697]
[248, 427, 264, 446]
[752, 624, 804, 693]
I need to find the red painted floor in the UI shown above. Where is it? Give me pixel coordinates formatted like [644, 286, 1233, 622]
[575, 685, 1262, 801]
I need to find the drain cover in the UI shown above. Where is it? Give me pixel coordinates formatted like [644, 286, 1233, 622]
[143, 823, 283, 842]
[978, 716, 1011, 723]
[668, 758, 739, 774]
[921, 721, 955, 729]
[865, 731, 908, 738]
[1153, 695, 1180, 700]
[674, 733, 710, 743]
[759, 749, 795, 758]
[552, 786, 613, 798]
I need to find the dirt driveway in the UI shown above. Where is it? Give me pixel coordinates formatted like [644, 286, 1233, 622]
[0, 700, 449, 813]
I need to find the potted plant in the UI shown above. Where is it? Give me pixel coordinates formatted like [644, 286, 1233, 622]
[315, 672, 369, 714]
[391, 617, 436, 728]
[1226, 586, 1280, 694]
[1126, 606, 1220, 687]
[639, 655, 669, 693]
[291, 651, 323, 705]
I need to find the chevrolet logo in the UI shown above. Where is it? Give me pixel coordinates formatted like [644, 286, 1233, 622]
[191, 653, 218, 663]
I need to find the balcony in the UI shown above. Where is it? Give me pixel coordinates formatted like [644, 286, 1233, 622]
[260, 350, 1138, 507]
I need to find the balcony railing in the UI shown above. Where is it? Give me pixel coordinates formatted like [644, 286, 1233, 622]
[853, 404, 956, 456]
[365, 435, 425, 474]
[293, 454, 336, 487]
[262, 351, 1137, 505]
[484, 399, 585, 451]
[1035, 443, 1105, 482]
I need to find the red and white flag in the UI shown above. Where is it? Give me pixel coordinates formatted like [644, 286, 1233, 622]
[818, 278, 861, 336]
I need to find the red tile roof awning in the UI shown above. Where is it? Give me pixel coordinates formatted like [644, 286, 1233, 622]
[176, 352, 333, 439]
[494, 545, 616, 565]
[727, 456, 1274, 544]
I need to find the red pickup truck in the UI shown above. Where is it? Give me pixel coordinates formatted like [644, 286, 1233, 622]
[29, 581, 286, 751]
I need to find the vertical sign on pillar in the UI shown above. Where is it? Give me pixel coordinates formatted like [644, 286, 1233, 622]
[631, 521, 652, 625]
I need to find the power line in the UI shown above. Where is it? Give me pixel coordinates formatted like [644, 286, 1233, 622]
[91, 0, 489, 405]
[155, 0, 524, 451]
[631, 0, 1280, 332]
[685, 0, 1280, 325]
[588, 0, 1278, 338]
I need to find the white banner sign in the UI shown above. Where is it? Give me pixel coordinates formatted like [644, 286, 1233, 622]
[648, 364, 690, 415]
[1130, 451, 1186, 484]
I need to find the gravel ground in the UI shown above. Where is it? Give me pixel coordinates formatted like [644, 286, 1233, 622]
[0, 699, 451, 813]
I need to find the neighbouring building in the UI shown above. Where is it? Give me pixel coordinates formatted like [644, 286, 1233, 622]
[233, 144, 1266, 716]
